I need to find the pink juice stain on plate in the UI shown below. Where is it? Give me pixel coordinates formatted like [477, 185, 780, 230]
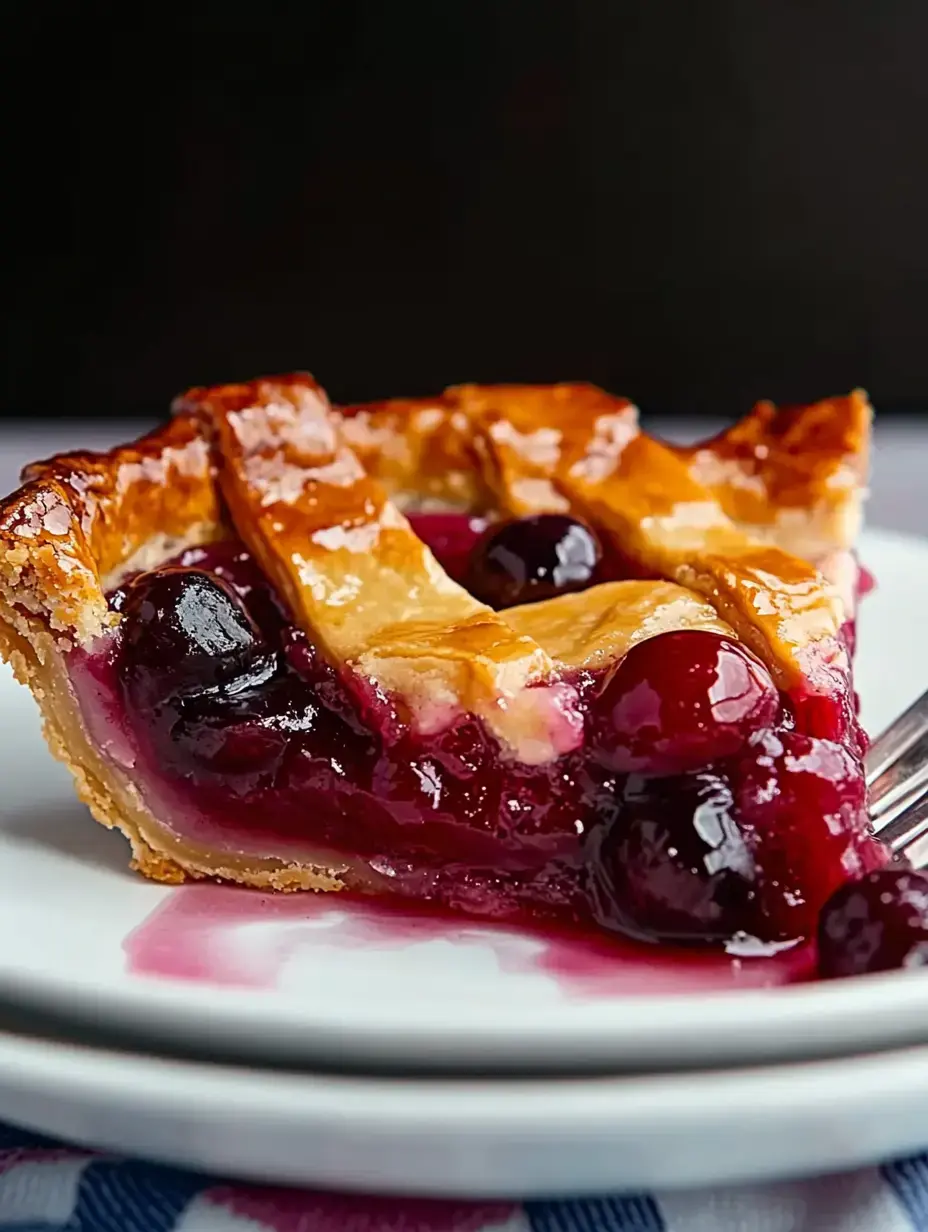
[124, 885, 814, 997]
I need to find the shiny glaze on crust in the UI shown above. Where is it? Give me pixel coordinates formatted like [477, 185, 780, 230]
[21, 414, 221, 582]
[337, 395, 489, 510]
[679, 392, 871, 530]
[340, 386, 871, 548]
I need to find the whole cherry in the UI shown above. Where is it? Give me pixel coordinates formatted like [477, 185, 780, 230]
[590, 630, 780, 776]
[466, 514, 602, 609]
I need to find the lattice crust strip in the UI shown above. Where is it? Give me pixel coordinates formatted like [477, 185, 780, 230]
[340, 380, 867, 701]
[176, 375, 869, 760]
[336, 386, 870, 554]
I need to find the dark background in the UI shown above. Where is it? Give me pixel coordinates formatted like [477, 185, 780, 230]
[4, 1, 928, 420]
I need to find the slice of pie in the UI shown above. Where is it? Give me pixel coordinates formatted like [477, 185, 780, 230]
[0, 374, 883, 951]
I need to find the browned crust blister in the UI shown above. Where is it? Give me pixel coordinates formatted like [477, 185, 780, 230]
[676, 391, 871, 518]
[0, 374, 873, 890]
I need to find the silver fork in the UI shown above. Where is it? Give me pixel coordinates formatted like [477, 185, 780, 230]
[868, 691, 928, 858]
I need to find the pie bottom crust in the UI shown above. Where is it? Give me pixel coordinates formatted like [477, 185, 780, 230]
[0, 617, 371, 895]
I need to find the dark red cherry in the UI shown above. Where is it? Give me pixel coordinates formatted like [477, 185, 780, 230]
[587, 771, 760, 944]
[732, 729, 882, 942]
[590, 631, 779, 775]
[818, 867, 928, 978]
[120, 568, 269, 702]
[466, 515, 602, 609]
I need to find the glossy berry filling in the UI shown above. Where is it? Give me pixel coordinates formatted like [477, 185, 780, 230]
[68, 515, 881, 965]
[120, 568, 276, 705]
[586, 728, 882, 947]
[732, 729, 882, 941]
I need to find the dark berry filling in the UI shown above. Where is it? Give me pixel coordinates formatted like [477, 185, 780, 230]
[103, 540, 599, 921]
[466, 514, 603, 609]
[585, 726, 881, 948]
[818, 867, 928, 978]
[85, 517, 881, 966]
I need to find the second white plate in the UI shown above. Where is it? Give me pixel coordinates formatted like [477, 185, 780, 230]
[3, 1016, 928, 1196]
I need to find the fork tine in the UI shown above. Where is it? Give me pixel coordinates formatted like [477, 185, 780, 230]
[872, 775, 928, 844]
[869, 733, 928, 821]
[873, 788, 928, 856]
[866, 688, 928, 788]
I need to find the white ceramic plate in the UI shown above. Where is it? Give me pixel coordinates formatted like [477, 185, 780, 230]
[0, 528, 926, 1074]
[5, 1016, 928, 1196]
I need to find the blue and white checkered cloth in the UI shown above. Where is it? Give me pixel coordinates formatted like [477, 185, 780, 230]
[3, 1124, 928, 1232]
